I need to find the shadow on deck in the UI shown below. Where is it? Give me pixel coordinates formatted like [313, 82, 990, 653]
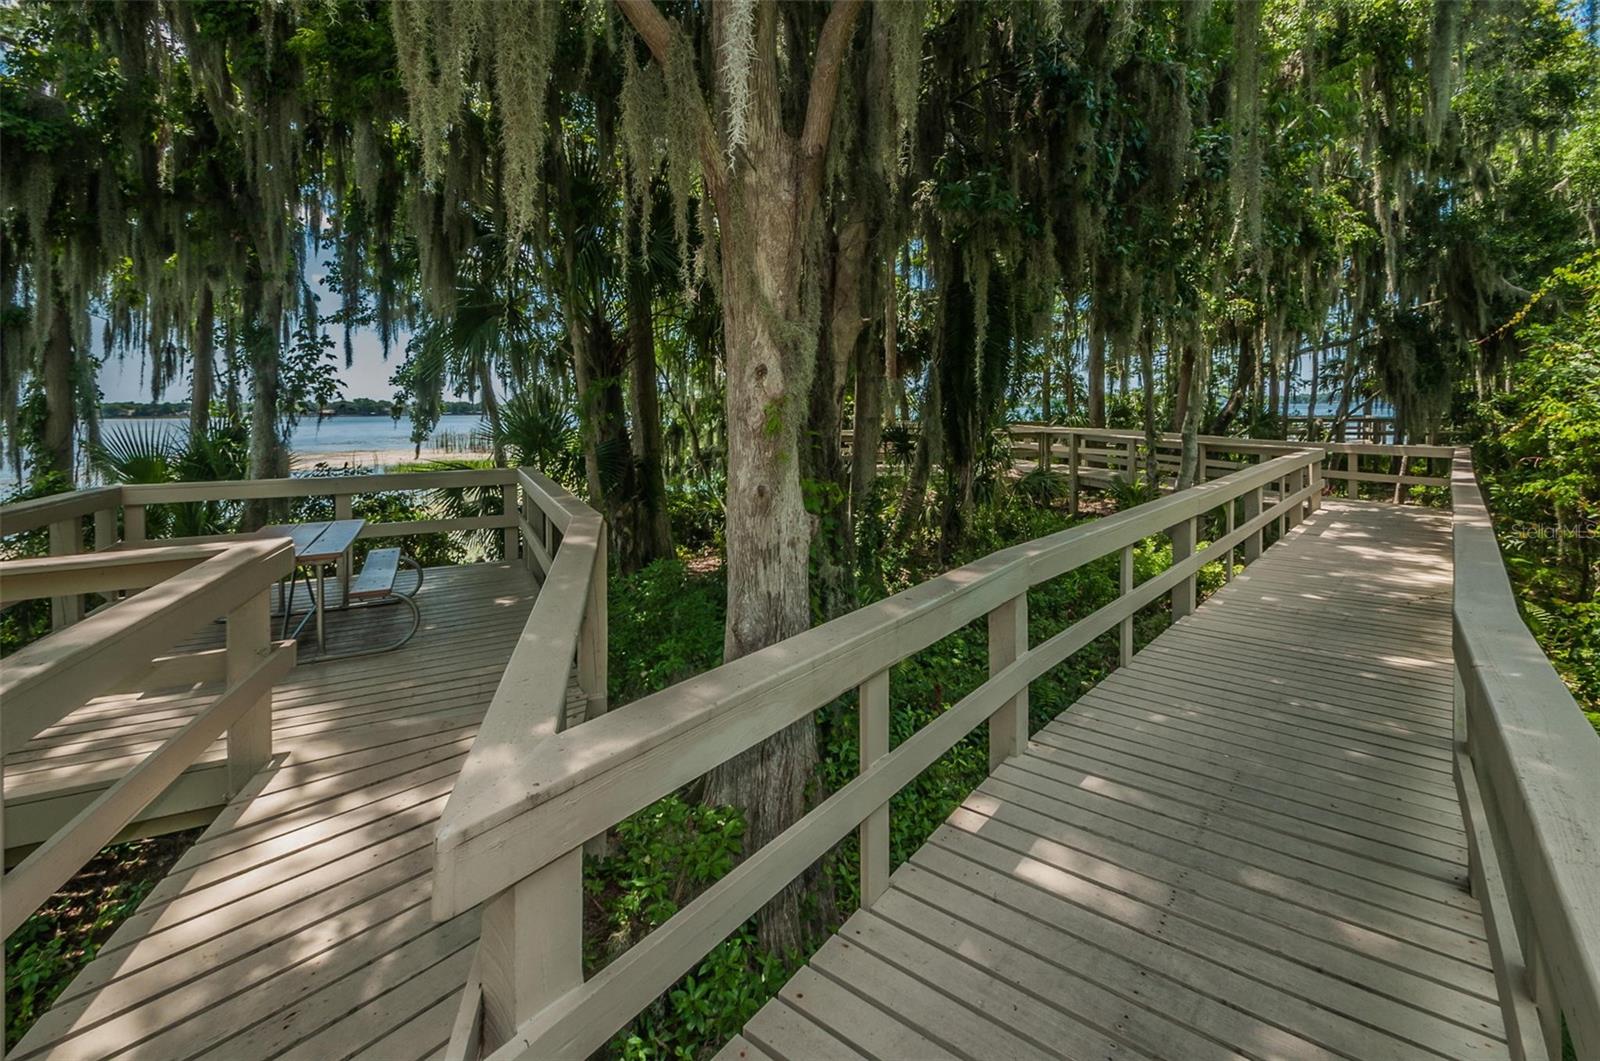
[5, 560, 562, 1060]
[724, 502, 1511, 1061]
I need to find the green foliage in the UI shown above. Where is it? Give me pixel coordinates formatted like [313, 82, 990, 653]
[1477, 251, 1600, 728]
[607, 557, 726, 707]
[6, 831, 199, 1051]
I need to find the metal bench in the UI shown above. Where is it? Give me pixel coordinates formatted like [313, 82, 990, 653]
[315, 547, 423, 661]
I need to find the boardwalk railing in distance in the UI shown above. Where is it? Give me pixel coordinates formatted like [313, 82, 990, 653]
[432, 447, 1326, 1060]
[846, 424, 1452, 510]
[0, 538, 297, 990]
[1450, 451, 1600, 1060]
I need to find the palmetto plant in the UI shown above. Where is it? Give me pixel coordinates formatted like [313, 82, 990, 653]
[91, 420, 250, 537]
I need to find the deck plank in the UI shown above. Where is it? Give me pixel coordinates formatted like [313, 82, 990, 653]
[736, 501, 1512, 1061]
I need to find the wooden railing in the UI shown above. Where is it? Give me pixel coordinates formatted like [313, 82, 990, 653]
[0, 538, 296, 941]
[1, 470, 525, 635]
[432, 469, 608, 1056]
[1450, 451, 1600, 1061]
[1017, 426, 1452, 508]
[433, 446, 1326, 1060]
[844, 424, 1450, 511]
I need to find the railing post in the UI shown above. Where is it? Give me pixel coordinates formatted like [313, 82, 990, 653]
[93, 507, 117, 551]
[335, 494, 354, 603]
[1243, 486, 1264, 563]
[47, 518, 84, 629]
[1310, 458, 1323, 513]
[1169, 517, 1196, 619]
[1195, 443, 1207, 485]
[1347, 450, 1359, 499]
[1286, 470, 1305, 530]
[1224, 500, 1236, 582]
[859, 668, 890, 906]
[225, 589, 273, 796]
[501, 484, 518, 562]
[987, 593, 1029, 771]
[577, 529, 608, 720]
[1067, 432, 1080, 516]
[124, 504, 146, 545]
[1119, 546, 1134, 666]
[479, 850, 583, 1051]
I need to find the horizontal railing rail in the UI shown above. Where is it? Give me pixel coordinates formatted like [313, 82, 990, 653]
[1450, 451, 1600, 1060]
[0, 538, 297, 939]
[436, 447, 1324, 1059]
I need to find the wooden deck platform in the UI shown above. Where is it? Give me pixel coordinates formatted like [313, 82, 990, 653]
[728, 501, 1512, 1061]
[11, 501, 1508, 1060]
[6, 560, 574, 1061]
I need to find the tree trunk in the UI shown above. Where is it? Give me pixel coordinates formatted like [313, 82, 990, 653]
[627, 263, 674, 567]
[1087, 304, 1106, 427]
[40, 298, 75, 483]
[1140, 330, 1159, 491]
[848, 277, 887, 530]
[1212, 326, 1257, 433]
[189, 287, 215, 440]
[1177, 340, 1206, 489]
[702, 161, 823, 958]
[804, 215, 868, 619]
[243, 301, 288, 528]
[1173, 343, 1196, 432]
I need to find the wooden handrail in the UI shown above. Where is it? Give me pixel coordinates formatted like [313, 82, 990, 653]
[0, 485, 121, 536]
[0, 539, 295, 748]
[119, 466, 515, 503]
[438, 448, 1324, 1059]
[0, 539, 295, 949]
[1450, 451, 1600, 1059]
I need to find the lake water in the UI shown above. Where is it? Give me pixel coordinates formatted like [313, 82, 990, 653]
[2, 414, 489, 491]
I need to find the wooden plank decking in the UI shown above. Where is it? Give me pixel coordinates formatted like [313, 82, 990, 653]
[6, 560, 578, 1061]
[730, 500, 1510, 1061]
[10, 500, 1506, 1060]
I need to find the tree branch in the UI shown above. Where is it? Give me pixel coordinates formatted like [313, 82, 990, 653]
[799, 0, 866, 163]
[614, 0, 728, 201]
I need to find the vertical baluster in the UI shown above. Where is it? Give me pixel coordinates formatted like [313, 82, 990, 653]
[124, 504, 146, 545]
[1119, 546, 1134, 666]
[1067, 433, 1080, 516]
[335, 494, 353, 605]
[47, 518, 83, 629]
[226, 589, 273, 796]
[1243, 485, 1263, 563]
[987, 593, 1029, 770]
[478, 850, 583, 1051]
[94, 507, 117, 551]
[577, 528, 608, 721]
[1225, 499, 1236, 582]
[859, 668, 891, 906]
[501, 484, 517, 562]
[1169, 517, 1196, 619]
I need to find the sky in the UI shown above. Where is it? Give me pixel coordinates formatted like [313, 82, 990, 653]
[98, 323, 407, 403]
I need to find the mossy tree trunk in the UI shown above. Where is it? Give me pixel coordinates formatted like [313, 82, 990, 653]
[618, 0, 865, 955]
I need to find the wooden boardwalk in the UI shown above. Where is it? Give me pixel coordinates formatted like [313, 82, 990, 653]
[728, 501, 1512, 1061]
[6, 561, 569, 1061]
[10, 501, 1513, 1060]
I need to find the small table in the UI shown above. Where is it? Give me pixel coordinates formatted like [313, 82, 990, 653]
[257, 519, 366, 652]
